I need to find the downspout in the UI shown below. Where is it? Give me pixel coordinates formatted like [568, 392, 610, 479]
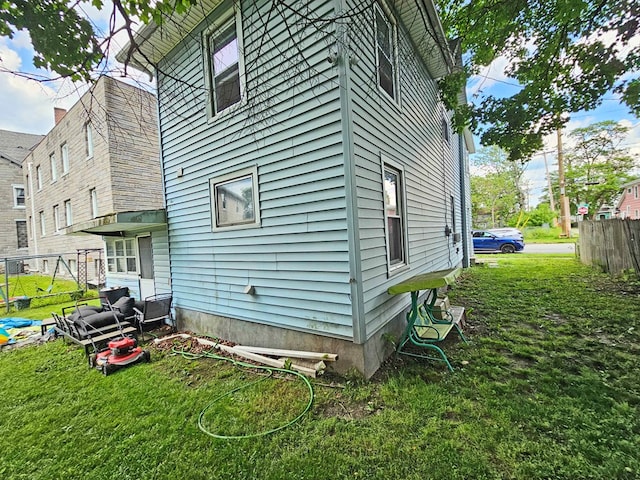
[458, 133, 470, 267]
[27, 161, 39, 271]
[336, 0, 365, 344]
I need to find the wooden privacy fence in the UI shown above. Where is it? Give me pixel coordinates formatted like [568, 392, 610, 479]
[578, 219, 640, 276]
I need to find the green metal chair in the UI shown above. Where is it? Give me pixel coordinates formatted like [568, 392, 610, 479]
[388, 268, 467, 371]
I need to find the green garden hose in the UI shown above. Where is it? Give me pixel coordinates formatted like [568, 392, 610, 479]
[172, 345, 314, 440]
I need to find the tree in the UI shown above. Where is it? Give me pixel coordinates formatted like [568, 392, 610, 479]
[526, 202, 556, 227]
[2, 0, 637, 162]
[548, 121, 636, 217]
[0, 0, 197, 81]
[470, 146, 524, 227]
[436, 0, 640, 161]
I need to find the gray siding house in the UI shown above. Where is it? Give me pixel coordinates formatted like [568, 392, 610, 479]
[121, 0, 473, 376]
[25, 76, 169, 299]
[0, 130, 43, 264]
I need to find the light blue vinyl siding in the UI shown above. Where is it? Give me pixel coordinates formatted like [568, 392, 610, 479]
[152, 229, 171, 295]
[344, 0, 465, 338]
[158, 0, 353, 339]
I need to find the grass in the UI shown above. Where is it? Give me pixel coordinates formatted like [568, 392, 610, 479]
[1, 254, 639, 479]
[1, 274, 98, 314]
[523, 226, 579, 243]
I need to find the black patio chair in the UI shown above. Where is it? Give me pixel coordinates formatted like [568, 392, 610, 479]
[133, 293, 175, 341]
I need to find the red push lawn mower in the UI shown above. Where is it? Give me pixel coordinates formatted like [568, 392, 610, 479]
[89, 335, 150, 375]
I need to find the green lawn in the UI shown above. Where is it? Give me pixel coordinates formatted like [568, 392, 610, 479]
[1, 255, 638, 479]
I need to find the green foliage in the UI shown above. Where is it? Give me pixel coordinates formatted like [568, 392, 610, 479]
[471, 146, 526, 226]
[0, 0, 199, 80]
[436, 0, 640, 161]
[0, 0, 102, 81]
[548, 121, 637, 215]
[526, 203, 556, 227]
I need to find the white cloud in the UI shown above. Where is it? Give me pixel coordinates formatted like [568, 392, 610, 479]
[467, 56, 516, 98]
[0, 40, 59, 134]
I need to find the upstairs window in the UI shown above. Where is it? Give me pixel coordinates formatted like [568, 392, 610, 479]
[13, 186, 25, 208]
[65, 200, 73, 226]
[374, 2, 398, 101]
[85, 122, 94, 158]
[50, 153, 58, 182]
[61, 143, 69, 174]
[90, 188, 98, 218]
[383, 159, 407, 270]
[39, 211, 46, 236]
[53, 205, 61, 233]
[36, 166, 42, 190]
[205, 8, 245, 116]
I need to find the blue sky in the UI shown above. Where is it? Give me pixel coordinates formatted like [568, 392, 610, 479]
[0, 6, 638, 209]
[467, 45, 640, 208]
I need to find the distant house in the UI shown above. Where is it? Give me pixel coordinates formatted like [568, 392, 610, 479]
[120, 0, 474, 376]
[0, 129, 43, 265]
[24, 76, 167, 299]
[617, 178, 640, 219]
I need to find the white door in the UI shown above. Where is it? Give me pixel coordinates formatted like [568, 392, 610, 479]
[137, 235, 155, 299]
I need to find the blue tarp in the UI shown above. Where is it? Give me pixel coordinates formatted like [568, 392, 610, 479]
[0, 318, 42, 329]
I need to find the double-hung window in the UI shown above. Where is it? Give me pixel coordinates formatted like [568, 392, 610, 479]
[13, 186, 25, 208]
[383, 159, 407, 270]
[205, 7, 244, 116]
[36, 166, 42, 190]
[374, 2, 398, 101]
[210, 166, 260, 231]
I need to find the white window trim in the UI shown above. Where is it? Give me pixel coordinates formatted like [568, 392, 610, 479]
[39, 211, 46, 237]
[210, 165, 260, 232]
[64, 200, 73, 227]
[61, 142, 70, 175]
[36, 166, 43, 190]
[373, 1, 400, 106]
[381, 154, 409, 275]
[12, 185, 25, 209]
[85, 122, 94, 159]
[90, 188, 98, 218]
[105, 237, 138, 275]
[53, 205, 61, 233]
[203, 2, 246, 121]
[50, 153, 58, 182]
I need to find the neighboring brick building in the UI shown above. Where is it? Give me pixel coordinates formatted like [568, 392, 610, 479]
[617, 178, 640, 219]
[23, 76, 164, 295]
[0, 129, 44, 264]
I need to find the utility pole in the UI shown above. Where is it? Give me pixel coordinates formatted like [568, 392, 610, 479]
[557, 129, 571, 237]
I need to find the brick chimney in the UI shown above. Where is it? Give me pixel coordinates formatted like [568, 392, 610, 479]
[54, 107, 67, 125]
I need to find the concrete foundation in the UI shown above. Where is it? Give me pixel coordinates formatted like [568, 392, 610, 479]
[176, 307, 408, 379]
[176, 303, 466, 378]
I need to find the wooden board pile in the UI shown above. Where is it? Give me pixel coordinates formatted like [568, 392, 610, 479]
[155, 333, 337, 378]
